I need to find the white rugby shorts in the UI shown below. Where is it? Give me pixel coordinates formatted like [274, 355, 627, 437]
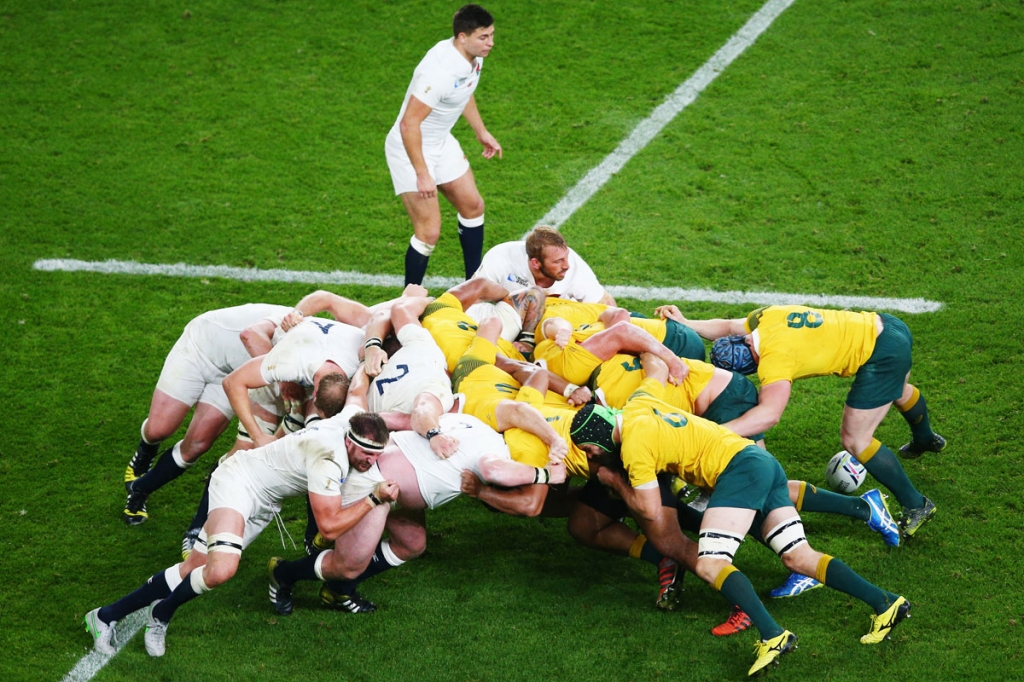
[385, 131, 470, 195]
[154, 324, 235, 418]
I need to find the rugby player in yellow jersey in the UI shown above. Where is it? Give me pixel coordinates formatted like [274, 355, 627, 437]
[579, 355, 911, 676]
[591, 352, 900, 536]
[662, 303, 943, 544]
[458, 348, 694, 611]
[533, 310, 689, 388]
[537, 298, 707, 361]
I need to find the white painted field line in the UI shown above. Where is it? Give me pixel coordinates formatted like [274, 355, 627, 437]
[606, 284, 943, 315]
[33, 258, 943, 313]
[62, 611, 146, 682]
[32, 257, 464, 292]
[535, 0, 797, 230]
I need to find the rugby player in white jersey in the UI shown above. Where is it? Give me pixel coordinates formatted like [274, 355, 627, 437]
[468, 226, 616, 344]
[222, 315, 365, 448]
[84, 406, 400, 658]
[472, 225, 615, 304]
[362, 294, 459, 459]
[386, 4, 502, 285]
[267, 410, 566, 615]
[122, 303, 296, 526]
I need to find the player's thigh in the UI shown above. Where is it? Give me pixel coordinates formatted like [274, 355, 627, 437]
[324, 505, 391, 578]
[840, 403, 891, 454]
[438, 167, 483, 217]
[384, 507, 427, 559]
[144, 389, 195, 440]
[400, 192, 443, 242]
[180, 401, 233, 461]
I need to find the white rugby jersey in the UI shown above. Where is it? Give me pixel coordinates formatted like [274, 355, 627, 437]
[473, 241, 606, 303]
[392, 412, 511, 509]
[260, 317, 363, 388]
[388, 38, 482, 148]
[368, 324, 453, 414]
[185, 303, 292, 373]
[220, 405, 361, 509]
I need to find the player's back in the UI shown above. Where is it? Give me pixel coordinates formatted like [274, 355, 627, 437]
[190, 303, 293, 373]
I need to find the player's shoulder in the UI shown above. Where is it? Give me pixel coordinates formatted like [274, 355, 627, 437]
[482, 240, 526, 261]
[419, 38, 463, 73]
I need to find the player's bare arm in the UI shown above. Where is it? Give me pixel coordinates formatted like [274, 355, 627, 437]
[240, 319, 277, 355]
[460, 471, 550, 517]
[399, 96, 437, 199]
[310, 481, 399, 542]
[657, 306, 745, 340]
[495, 399, 569, 461]
[222, 357, 274, 448]
[722, 380, 792, 438]
[410, 393, 459, 459]
[461, 95, 502, 159]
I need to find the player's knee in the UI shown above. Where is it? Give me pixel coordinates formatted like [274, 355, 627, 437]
[143, 417, 177, 443]
[780, 546, 816, 574]
[839, 428, 868, 457]
[694, 556, 728, 584]
[566, 514, 598, 547]
[457, 194, 485, 219]
[326, 556, 364, 581]
[396, 533, 427, 559]
[179, 438, 213, 463]
[413, 224, 442, 244]
[202, 563, 236, 588]
[696, 527, 743, 582]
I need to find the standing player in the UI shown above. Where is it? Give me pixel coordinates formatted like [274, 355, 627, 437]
[386, 4, 502, 285]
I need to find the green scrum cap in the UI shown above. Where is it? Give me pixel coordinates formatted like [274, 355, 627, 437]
[570, 404, 621, 453]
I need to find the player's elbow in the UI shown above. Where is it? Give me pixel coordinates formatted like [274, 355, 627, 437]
[757, 409, 783, 432]
[477, 456, 504, 484]
[398, 117, 420, 139]
[520, 492, 547, 518]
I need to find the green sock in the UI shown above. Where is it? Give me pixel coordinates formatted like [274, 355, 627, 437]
[798, 482, 869, 522]
[822, 557, 899, 614]
[719, 569, 784, 640]
[861, 444, 926, 509]
[898, 391, 936, 443]
[639, 538, 663, 566]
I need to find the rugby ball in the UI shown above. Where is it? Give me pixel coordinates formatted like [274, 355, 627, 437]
[825, 450, 867, 494]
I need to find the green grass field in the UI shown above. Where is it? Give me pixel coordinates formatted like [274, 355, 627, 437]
[2, 1, 1022, 680]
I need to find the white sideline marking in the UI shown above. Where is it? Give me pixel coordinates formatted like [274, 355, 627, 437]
[32, 258, 465, 292]
[606, 285, 943, 314]
[535, 0, 797, 230]
[33, 258, 943, 313]
[63, 611, 146, 682]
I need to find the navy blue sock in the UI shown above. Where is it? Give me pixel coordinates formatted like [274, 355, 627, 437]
[325, 541, 395, 594]
[304, 496, 319, 545]
[152, 570, 204, 623]
[185, 466, 215, 535]
[405, 245, 430, 286]
[99, 569, 172, 623]
[458, 221, 484, 279]
[274, 554, 320, 586]
[132, 446, 186, 495]
[130, 438, 161, 474]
